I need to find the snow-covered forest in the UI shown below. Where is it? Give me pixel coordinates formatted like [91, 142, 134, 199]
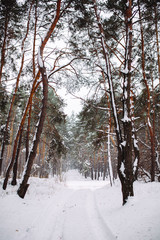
[0, 0, 160, 239]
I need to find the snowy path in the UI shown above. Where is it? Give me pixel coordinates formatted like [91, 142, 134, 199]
[62, 189, 115, 240]
[0, 169, 160, 240]
[23, 170, 115, 240]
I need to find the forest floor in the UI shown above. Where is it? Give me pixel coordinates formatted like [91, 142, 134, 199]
[0, 169, 160, 240]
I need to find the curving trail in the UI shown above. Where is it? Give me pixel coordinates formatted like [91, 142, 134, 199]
[1, 169, 160, 240]
[62, 189, 115, 240]
[23, 170, 115, 240]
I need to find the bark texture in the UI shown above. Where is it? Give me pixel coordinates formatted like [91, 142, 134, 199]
[11, 127, 23, 186]
[2, 0, 61, 190]
[93, 0, 138, 205]
[0, 2, 33, 174]
[17, 65, 48, 198]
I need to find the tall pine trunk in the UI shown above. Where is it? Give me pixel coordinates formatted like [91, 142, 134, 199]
[93, 0, 138, 204]
[2, 0, 61, 190]
[153, 1, 160, 84]
[0, 2, 33, 174]
[17, 63, 48, 198]
[11, 127, 23, 186]
[138, 0, 156, 181]
[119, 0, 134, 204]
[0, 13, 8, 84]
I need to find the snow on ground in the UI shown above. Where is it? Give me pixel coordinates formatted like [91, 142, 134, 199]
[0, 169, 160, 240]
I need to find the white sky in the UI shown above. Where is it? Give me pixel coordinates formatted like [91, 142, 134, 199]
[64, 96, 82, 116]
[62, 93, 83, 116]
[57, 87, 89, 116]
[57, 89, 82, 116]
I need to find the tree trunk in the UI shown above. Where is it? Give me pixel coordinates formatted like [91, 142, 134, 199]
[33, 1, 37, 79]
[150, 75, 156, 182]
[138, 0, 156, 181]
[103, 142, 107, 181]
[101, 70, 114, 184]
[17, 64, 48, 198]
[0, 2, 33, 174]
[120, 0, 134, 205]
[26, 105, 32, 162]
[93, 0, 136, 204]
[2, 0, 61, 190]
[2, 71, 40, 190]
[0, 13, 8, 83]
[130, 92, 139, 180]
[5, 111, 15, 175]
[11, 127, 23, 186]
[0, 52, 24, 174]
[153, 1, 160, 84]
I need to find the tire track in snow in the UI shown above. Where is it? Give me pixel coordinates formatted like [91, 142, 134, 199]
[22, 174, 116, 240]
[62, 189, 116, 240]
[22, 189, 74, 240]
[46, 190, 78, 240]
[62, 189, 95, 240]
[86, 190, 116, 240]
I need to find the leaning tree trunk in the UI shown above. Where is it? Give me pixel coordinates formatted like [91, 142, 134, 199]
[2, 70, 40, 190]
[2, 0, 61, 190]
[11, 127, 23, 186]
[0, 2, 33, 174]
[17, 62, 48, 198]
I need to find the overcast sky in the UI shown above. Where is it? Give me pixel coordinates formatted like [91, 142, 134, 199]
[57, 88, 83, 116]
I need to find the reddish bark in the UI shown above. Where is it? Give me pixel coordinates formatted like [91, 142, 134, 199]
[0, 13, 8, 83]
[2, 77, 39, 190]
[2, 0, 62, 190]
[26, 105, 32, 162]
[17, 65, 48, 198]
[138, 0, 156, 181]
[33, 1, 38, 78]
[0, 2, 33, 174]
[41, 0, 61, 54]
